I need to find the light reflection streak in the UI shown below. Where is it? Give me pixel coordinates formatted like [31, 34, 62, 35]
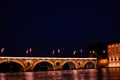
[89, 69, 96, 79]
[24, 72, 34, 80]
[45, 71, 62, 80]
[0, 73, 5, 80]
[1, 68, 120, 80]
[72, 70, 78, 80]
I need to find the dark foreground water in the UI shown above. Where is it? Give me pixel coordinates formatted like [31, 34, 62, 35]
[0, 68, 120, 80]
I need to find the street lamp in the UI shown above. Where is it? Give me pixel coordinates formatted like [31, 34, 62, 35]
[57, 49, 61, 57]
[29, 48, 32, 56]
[80, 49, 83, 53]
[1, 48, 5, 56]
[52, 50, 55, 57]
[80, 49, 83, 57]
[73, 50, 76, 57]
[25, 50, 29, 56]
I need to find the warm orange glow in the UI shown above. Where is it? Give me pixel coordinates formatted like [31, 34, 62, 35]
[113, 56, 115, 61]
[24, 72, 34, 80]
[108, 45, 111, 48]
[117, 56, 119, 61]
[0, 73, 5, 80]
[108, 43, 120, 67]
[112, 45, 114, 47]
[109, 57, 111, 62]
[99, 59, 108, 64]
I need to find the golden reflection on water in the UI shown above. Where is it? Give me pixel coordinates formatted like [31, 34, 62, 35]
[0, 68, 120, 80]
[24, 72, 34, 80]
[0, 73, 5, 80]
[72, 70, 78, 80]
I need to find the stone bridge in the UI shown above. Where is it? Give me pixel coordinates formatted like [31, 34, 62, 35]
[0, 57, 97, 72]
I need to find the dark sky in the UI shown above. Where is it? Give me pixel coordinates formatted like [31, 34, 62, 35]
[0, 0, 120, 56]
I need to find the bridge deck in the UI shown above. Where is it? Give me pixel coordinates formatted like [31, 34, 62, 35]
[0, 57, 97, 60]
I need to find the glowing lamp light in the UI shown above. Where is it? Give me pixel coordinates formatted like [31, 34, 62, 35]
[93, 50, 95, 53]
[1, 48, 5, 55]
[103, 50, 105, 53]
[109, 57, 111, 62]
[52, 50, 55, 55]
[73, 50, 76, 55]
[29, 48, 32, 53]
[80, 49, 83, 53]
[26, 50, 29, 54]
[58, 49, 60, 53]
[90, 51, 91, 53]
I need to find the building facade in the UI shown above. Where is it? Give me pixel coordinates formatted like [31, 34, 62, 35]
[108, 43, 120, 67]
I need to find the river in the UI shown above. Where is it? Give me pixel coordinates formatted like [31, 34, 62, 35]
[0, 68, 120, 80]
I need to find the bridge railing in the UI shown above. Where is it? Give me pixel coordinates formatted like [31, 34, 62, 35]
[0, 57, 97, 60]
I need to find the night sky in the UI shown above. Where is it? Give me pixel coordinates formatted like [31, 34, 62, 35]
[0, 0, 120, 56]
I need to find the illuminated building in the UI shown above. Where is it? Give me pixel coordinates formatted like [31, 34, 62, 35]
[108, 43, 120, 67]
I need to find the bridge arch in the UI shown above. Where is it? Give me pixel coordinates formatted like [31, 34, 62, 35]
[0, 60, 25, 72]
[62, 61, 77, 70]
[83, 61, 96, 69]
[33, 60, 54, 71]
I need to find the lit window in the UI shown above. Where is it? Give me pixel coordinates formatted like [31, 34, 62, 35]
[108, 45, 111, 48]
[118, 43, 120, 46]
[112, 45, 114, 47]
[117, 56, 119, 61]
[109, 57, 111, 62]
[116, 44, 118, 47]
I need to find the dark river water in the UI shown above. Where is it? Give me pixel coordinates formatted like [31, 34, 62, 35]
[0, 68, 120, 80]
